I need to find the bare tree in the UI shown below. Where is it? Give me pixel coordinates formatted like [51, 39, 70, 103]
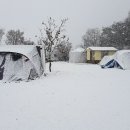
[40, 17, 68, 72]
[6, 29, 24, 45]
[0, 29, 5, 44]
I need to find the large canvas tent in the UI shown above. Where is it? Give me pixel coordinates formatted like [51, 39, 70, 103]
[100, 50, 130, 70]
[0, 45, 45, 81]
[69, 48, 86, 63]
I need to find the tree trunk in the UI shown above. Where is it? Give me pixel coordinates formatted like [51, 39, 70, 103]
[49, 49, 52, 72]
[49, 62, 51, 72]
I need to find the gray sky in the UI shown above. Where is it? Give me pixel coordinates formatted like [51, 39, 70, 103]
[0, 0, 130, 45]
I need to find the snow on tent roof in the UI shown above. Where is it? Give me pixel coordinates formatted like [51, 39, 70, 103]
[114, 50, 130, 70]
[87, 47, 117, 51]
[115, 50, 130, 55]
[99, 55, 114, 66]
[71, 47, 85, 52]
[0, 45, 37, 58]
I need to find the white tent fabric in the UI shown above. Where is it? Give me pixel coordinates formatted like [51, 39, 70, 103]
[69, 48, 86, 63]
[100, 55, 114, 66]
[114, 50, 130, 70]
[100, 50, 130, 70]
[0, 45, 45, 81]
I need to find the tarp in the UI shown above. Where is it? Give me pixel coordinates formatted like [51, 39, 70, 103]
[100, 50, 130, 70]
[69, 48, 86, 63]
[0, 45, 45, 81]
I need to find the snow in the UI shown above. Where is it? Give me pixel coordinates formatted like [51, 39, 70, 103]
[116, 50, 130, 55]
[99, 55, 114, 66]
[0, 45, 36, 57]
[88, 47, 117, 51]
[115, 50, 130, 70]
[71, 47, 85, 52]
[0, 62, 130, 130]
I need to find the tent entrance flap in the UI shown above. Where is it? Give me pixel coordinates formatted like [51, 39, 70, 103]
[101, 59, 123, 69]
[0, 56, 6, 80]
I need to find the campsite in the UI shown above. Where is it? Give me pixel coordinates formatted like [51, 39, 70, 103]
[0, 0, 130, 129]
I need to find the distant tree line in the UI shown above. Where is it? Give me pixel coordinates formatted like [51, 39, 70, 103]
[82, 11, 130, 49]
[0, 29, 34, 45]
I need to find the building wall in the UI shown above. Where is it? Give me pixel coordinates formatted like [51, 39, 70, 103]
[108, 51, 116, 55]
[86, 49, 117, 63]
[94, 51, 101, 60]
[87, 48, 90, 60]
[86, 49, 101, 63]
[94, 50, 116, 61]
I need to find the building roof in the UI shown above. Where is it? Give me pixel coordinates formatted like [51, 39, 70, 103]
[87, 47, 118, 51]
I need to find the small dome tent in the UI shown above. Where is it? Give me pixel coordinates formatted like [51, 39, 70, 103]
[100, 50, 130, 70]
[69, 48, 86, 63]
[0, 45, 45, 81]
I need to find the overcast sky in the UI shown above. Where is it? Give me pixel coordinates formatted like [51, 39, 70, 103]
[0, 0, 130, 45]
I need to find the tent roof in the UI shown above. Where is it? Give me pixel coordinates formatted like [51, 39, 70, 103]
[0, 45, 37, 57]
[87, 47, 117, 51]
[116, 50, 130, 55]
[100, 55, 114, 66]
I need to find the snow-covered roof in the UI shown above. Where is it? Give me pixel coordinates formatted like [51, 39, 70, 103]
[71, 47, 85, 52]
[0, 45, 38, 57]
[87, 47, 117, 51]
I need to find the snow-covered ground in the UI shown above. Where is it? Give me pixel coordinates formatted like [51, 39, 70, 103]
[0, 62, 130, 130]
